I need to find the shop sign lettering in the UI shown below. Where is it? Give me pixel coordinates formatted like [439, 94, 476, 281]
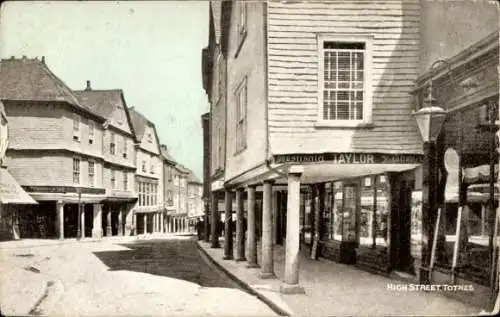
[273, 153, 422, 165]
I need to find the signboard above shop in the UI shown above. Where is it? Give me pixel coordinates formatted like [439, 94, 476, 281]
[272, 153, 423, 165]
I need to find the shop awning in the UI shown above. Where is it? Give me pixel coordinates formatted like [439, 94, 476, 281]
[0, 168, 37, 204]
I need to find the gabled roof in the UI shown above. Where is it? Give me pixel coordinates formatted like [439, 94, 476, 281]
[0, 57, 99, 118]
[187, 170, 202, 185]
[74, 84, 136, 138]
[160, 145, 177, 165]
[128, 107, 161, 153]
[175, 163, 190, 175]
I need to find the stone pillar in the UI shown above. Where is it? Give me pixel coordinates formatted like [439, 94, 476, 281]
[246, 185, 258, 268]
[169, 217, 172, 233]
[143, 214, 147, 234]
[280, 167, 305, 294]
[92, 204, 103, 239]
[235, 188, 246, 261]
[56, 201, 65, 240]
[80, 204, 85, 239]
[118, 207, 124, 236]
[223, 189, 234, 260]
[210, 192, 220, 248]
[154, 213, 158, 233]
[160, 212, 164, 233]
[106, 209, 112, 237]
[124, 207, 133, 236]
[272, 191, 278, 245]
[204, 199, 210, 242]
[260, 180, 276, 279]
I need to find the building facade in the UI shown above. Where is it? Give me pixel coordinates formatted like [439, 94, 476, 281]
[161, 144, 177, 230]
[75, 81, 138, 237]
[0, 57, 109, 240]
[129, 108, 164, 235]
[187, 170, 204, 230]
[201, 0, 499, 308]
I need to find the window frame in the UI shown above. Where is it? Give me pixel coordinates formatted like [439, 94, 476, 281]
[88, 120, 95, 144]
[123, 138, 128, 158]
[111, 168, 116, 189]
[234, 77, 248, 154]
[73, 114, 80, 142]
[110, 132, 116, 155]
[88, 160, 95, 187]
[123, 171, 128, 191]
[72, 157, 81, 185]
[316, 34, 373, 128]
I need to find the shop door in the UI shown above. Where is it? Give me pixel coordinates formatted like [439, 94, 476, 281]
[392, 180, 414, 273]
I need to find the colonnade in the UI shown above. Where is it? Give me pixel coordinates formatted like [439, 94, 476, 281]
[55, 203, 132, 240]
[165, 216, 196, 233]
[209, 166, 305, 294]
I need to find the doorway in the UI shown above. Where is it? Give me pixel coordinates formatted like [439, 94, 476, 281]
[391, 178, 414, 274]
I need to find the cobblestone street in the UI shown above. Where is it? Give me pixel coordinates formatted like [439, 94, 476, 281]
[0, 235, 277, 316]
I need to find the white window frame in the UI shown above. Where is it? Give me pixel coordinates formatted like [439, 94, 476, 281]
[73, 157, 81, 184]
[73, 114, 80, 141]
[123, 138, 128, 158]
[88, 120, 94, 143]
[316, 34, 373, 128]
[111, 168, 116, 189]
[142, 160, 146, 173]
[110, 132, 116, 155]
[234, 77, 247, 153]
[88, 160, 95, 187]
[123, 171, 128, 191]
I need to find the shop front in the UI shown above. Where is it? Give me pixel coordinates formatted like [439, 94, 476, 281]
[273, 153, 422, 274]
[411, 31, 499, 309]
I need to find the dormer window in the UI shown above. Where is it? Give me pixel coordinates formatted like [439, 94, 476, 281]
[147, 132, 153, 143]
[73, 114, 80, 141]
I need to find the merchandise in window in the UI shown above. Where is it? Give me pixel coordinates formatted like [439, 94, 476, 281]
[359, 177, 374, 246]
[375, 175, 389, 247]
[342, 185, 357, 242]
[333, 182, 343, 241]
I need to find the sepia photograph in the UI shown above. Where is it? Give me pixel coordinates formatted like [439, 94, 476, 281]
[0, 0, 499, 316]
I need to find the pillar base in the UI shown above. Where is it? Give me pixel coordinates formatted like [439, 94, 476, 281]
[106, 226, 112, 237]
[246, 263, 259, 269]
[223, 254, 234, 260]
[259, 272, 276, 279]
[92, 229, 103, 240]
[211, 242, 220, 249]
[280, 283, 305, 294]
[235, 257, 246, 262]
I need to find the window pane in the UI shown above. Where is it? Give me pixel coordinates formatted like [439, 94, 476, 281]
[342, 185, 357, 242]
[375, 175, 389, 247]
[360, 177, 374, 246]
[333, 182, 343, 240]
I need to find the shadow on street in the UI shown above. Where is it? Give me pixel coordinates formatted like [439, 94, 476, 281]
[92, 237, 239, 289]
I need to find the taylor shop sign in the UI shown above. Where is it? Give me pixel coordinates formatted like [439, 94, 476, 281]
[272, 153, 423, 165]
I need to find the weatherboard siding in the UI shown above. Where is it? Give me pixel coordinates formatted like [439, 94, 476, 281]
[267, 0, 423, 155]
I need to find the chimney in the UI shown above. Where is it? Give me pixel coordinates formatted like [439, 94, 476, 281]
[85, 80, 91, 91]
[41, 56, 45, 64]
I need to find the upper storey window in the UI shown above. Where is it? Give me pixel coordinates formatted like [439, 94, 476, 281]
[73, 114, 80, 141]
[318, 35, 373, 127]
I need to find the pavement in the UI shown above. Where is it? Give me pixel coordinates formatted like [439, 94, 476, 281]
[0, 234, 276, 317]
[197, 239, 487, 317]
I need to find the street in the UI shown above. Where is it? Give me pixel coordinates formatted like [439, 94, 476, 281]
[0, 235, 277, 316]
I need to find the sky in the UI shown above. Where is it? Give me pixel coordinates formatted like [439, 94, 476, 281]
[0, 0, 210, 180]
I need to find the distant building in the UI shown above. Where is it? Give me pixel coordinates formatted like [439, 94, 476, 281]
[160, 144, 177, 220]
[75, 81, 138, 237]
[186, 169, 203, 223]
[128, 107, 163, 235]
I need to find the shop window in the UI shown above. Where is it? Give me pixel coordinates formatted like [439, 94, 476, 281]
[322, 182, 334, 240]
[359, 176, 375, 246]
[342, 185, 357, 242]
[304, 191, 313, 244]
[333, 182, 343, 240]
[375, 175, 389, 247]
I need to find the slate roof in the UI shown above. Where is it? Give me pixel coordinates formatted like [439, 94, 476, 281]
[160, 145, 177, 164]
[0, 57, 98, 117]
[187, 170, 202, 184]
[128, 107, 151, 141]
[73, 88, 124, 119]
